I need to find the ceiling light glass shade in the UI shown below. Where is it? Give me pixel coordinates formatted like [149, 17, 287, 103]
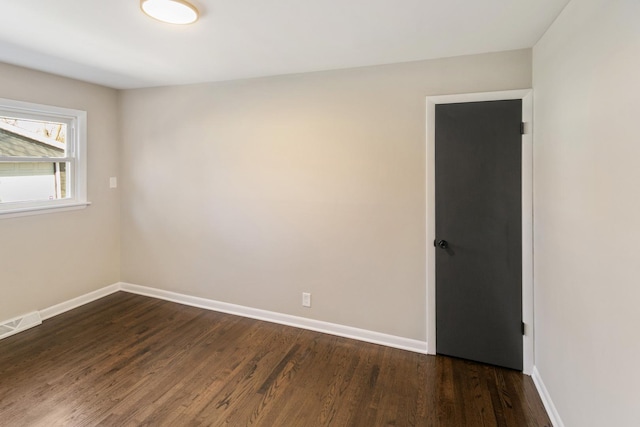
[141, 0, 199, 25]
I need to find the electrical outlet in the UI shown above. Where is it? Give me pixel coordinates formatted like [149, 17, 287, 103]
[302, 292, 311, 308]
[109, 177, 118, 188]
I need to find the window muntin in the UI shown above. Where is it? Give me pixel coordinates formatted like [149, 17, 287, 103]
[0, 98, 87, 216]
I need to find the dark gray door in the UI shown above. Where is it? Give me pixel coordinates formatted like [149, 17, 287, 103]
[435, 100, 523, 371]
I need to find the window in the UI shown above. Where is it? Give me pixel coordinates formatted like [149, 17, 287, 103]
[0, 98, 88, 217]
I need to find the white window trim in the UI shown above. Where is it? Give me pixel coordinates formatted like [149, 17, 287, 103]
[0, 98, 90, 218]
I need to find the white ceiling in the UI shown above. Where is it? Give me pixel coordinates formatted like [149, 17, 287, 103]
[0, 0, 570, 89]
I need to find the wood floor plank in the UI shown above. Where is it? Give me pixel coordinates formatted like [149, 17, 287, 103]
[0, 292, 552, 426]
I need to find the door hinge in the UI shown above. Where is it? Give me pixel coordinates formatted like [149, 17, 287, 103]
[521, 322, 526, 335]
[520, 122, 526, 135]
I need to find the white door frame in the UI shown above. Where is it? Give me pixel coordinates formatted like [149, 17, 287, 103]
[425, 89, 534, 375]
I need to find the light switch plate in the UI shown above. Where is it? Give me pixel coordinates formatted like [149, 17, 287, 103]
[302, 292, 311, 308]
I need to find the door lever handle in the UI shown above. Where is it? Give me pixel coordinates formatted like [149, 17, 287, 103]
[437, 240, 449, 249]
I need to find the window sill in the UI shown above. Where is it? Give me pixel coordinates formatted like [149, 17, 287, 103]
[0, 201, 91, 219]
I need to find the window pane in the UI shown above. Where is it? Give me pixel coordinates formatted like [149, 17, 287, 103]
[0, 162, 70, 203]
[0, 116, 67, 158]
[0, 98, 86, 215]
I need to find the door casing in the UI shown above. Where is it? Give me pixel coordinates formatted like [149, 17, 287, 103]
[425, 89, 533, 375]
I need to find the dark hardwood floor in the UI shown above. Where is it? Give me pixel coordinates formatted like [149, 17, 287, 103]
[0, 292, 551, 426]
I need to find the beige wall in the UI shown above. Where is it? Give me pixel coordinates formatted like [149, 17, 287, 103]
[533, 0, 640, 425]
[0, 63, 120, 320]
[119, 50, 531, 341]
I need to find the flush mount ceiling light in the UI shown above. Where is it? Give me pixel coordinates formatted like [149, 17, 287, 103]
[141, 0, 199, 25]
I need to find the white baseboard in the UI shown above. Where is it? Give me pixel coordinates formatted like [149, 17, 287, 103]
[39, 284, 121, 320]
[119, 282, 428, 354]
[532, 366, 564, 427]
[1, 284, 119, 341]
[4, 282, 427, 353]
